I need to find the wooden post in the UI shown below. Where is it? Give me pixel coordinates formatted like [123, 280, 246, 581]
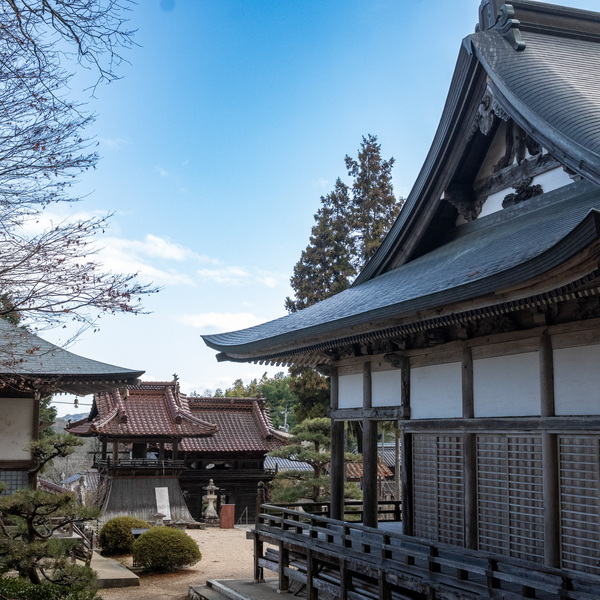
[29, 390, 41, 488]
[339, 559, 350, 600]
[400, 430, 413, 536]
[254, 482, 265, 583]
[362, 362, 378, 528]
[540, 330, 559, 568]
[462, 345, 477, 549]
[112, 439, 119, 463]
[255, 481, 265, 527]
[172, 438, 179, 460]
[158, 441, 165, 460]
[278, 540, 289, 593]
[306, 549, 318, 600]
[330, 367, 345, 521]
[253, 532, 264, 583]
[101, 440, 107, 461]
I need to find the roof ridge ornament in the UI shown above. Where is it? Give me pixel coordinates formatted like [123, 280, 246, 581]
[478, 1, 525, 51]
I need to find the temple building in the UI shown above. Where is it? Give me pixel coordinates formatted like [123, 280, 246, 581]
[179, 396, 288, 523]
[0, 318, 143, 496]
[68, 384, 286, 524]
[67, 380, 216, 523]
[201, 1, 600, 598]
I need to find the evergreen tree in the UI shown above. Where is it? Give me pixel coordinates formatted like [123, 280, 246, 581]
[269, 418, 361, 503]
[286, 135, 403, 422]
[346, 134, 399, 264]
[285, 179, 355, 313]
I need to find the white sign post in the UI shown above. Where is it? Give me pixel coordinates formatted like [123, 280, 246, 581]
[155, 487, 171, 521]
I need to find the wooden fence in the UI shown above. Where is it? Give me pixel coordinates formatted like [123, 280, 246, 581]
[254, 503, 600, 600]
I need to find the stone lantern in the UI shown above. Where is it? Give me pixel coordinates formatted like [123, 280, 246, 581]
[203, 479, 220, 526]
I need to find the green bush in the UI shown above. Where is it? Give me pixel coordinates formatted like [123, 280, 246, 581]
[98, 516, 150, 555]
[132, 527, 201, 572]
[0, 577, 100, 600]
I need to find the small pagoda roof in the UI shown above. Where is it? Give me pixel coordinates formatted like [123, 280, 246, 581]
[0, 319, 144, 395]
[67, 381, 217, 439]
[180, 396, 288, 455]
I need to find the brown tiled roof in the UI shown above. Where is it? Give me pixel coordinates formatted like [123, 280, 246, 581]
[38, 478, 69, 494]
[345, 457, 393, 481]
[180, 397, 287, 455]
[67, 382, 217, 439]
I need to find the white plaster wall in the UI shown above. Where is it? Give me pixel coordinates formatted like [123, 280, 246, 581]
[338, 373, 363, 409]
[372, 369, 402, 407]
[0, 398, 34, 460]
[555, 344, 600, 415]
[473, 352, 540, 417]
[478, 167, 573, 219]
[411, 362, 462, 419]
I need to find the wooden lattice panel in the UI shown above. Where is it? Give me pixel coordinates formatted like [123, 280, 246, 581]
[413, 434, 464, 545]
[477, 434, 544, 562]
[559, 436, 600, 575]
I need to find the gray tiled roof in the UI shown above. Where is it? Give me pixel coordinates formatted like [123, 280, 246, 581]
[472, 28, 600, 181]
[203, 181, 600, 358]
[0, 319, 144, 395]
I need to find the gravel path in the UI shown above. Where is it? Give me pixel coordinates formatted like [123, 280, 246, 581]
[99, 527, 256, 600]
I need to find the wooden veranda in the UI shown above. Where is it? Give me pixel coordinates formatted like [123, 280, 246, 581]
[252, 500, 600, 600]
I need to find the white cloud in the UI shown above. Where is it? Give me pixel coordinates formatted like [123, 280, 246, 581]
[98, 137, 130, 150]
[155, 166, 169, 177]
[176, 312, 264, 332]
[197, 266, 285, 288]
[316, 177, 329, 188]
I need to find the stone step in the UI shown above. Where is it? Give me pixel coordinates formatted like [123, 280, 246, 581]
[89, 552, 139, 589]
[188, 578, 293, 600]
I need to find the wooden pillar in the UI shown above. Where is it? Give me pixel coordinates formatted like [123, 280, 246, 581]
[101, 440, 107, 461]
[158, 441, 165, 460]
[362, 361, 378, 528]
[112, 439, 119, 463]
[29, 390, 42, 488]
[172, 438, 179, 460]
[277, 540, 289, 593]
[400, 430, 413, 536]
[540, 329, 559, 568]
[306, 549, 318, 600]
[330, 367, 345, 521]
[462, 345, 477, 549]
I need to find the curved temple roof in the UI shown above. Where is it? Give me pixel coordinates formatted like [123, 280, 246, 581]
[202, 0, 600, 366]
[0, 319, 144, 395]
[67, 381, 217, 439]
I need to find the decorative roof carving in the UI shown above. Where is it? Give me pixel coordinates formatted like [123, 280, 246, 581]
[502, 176, 543, 208]
[478, 2, 525, 51]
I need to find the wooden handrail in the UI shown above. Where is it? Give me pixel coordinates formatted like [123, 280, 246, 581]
[255, 503, 600, 599]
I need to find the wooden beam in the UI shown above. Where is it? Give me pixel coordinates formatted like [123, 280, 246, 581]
[540, 330, 559, 568]
[400, 356, 410, 417]
[399, 415, 600, 431]
[362, 362, 378, 528]
[330, 407, 407, 421]
[330, 368, 345, 521]
[462, 346, 474, 420]
[540, 329, 555, 418]
[464, 433, 477, 550]
[400, 431, 414, 536]
[542, 431, 560, 568]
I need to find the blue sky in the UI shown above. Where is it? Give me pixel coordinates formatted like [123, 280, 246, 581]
[45, 0, 599, 415]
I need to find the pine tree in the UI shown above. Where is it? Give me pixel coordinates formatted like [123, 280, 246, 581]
[285, 179, 355, 313]
[346, 134, 399, 264]
[286, 135, 403, 422]
[269, 418, 361, 503]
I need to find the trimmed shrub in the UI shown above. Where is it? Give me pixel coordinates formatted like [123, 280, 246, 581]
[98, 516, 150, 555]
[132, 527, 201, 572]
[0, 577, 100, 600]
